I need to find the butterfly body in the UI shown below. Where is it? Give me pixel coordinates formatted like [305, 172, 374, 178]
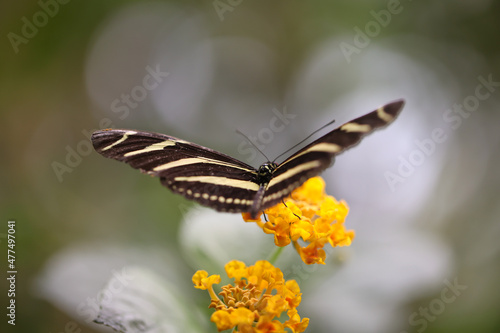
[92, 100, 404, 217]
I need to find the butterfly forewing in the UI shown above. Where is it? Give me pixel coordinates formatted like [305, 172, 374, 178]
[260, 99, 405, 210]
[92, 129, 260, 212]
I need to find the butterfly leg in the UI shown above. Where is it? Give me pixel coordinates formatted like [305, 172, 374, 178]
[282, 199, 301, 219]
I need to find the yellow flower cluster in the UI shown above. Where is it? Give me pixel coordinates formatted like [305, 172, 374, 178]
[192, 260, 309, 332]
[243, 177, 354, 265]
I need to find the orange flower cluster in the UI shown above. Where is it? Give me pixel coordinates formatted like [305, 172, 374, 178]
[193, 260, 309, 332]
[243, 177, 354, 265]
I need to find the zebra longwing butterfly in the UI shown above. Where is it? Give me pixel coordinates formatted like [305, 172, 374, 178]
[91, 100, 404, 218]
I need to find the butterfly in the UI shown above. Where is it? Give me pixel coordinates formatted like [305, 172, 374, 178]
[91, 99, 404, 218]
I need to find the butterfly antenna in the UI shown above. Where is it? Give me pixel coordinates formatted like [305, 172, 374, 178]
[273, 118, 336, 162]
[236, 129, 271, 161]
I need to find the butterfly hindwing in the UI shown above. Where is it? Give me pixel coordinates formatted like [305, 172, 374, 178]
[260, 99, 405, 210]
[91, 129, 260, 212]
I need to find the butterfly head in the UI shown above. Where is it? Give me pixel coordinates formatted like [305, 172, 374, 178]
[257, 162, 278, 183]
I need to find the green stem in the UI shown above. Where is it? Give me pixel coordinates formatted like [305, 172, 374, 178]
[266, 246, 284, 265]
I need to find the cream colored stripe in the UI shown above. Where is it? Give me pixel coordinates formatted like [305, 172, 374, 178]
[340, 122, 371, 133]
[268, 160, 321, 188]
[281, 142, 342, 165]
[376, 106, 394, 122]
[102, 131, 137, 151]
[173, 176, 260, 191]
[124, 140, 176, 157]
[154, 157, 255, 173]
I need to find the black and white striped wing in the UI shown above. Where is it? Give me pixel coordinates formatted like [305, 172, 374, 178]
[91, 129, 260, 212]
[261, 99, 405, 209]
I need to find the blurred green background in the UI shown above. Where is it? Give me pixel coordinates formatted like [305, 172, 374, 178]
[1, 0, 500, 332]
